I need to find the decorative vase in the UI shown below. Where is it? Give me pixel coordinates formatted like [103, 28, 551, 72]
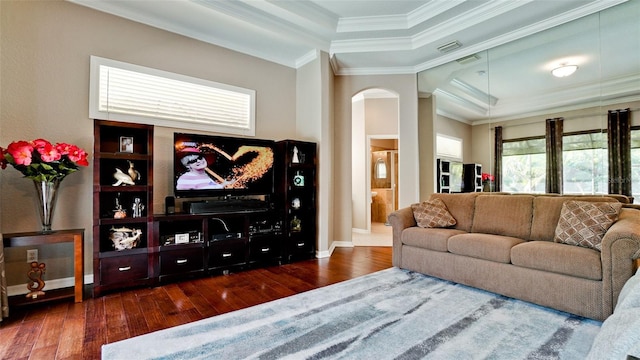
[483, 181, 495, 192]
[33, 179, 61, 232]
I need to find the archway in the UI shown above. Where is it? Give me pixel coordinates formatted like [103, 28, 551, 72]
[351, 88, 399, 245]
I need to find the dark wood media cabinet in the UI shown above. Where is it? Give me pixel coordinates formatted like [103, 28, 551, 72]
[92, 120, 317, 297]
[154, 208, 284, 283]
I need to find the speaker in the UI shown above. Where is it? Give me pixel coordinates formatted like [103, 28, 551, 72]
[165, 196, 175, 214]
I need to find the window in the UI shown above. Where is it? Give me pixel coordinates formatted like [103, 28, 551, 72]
[89, 56, 256, 136]
[436, 134, 462, 160]
[630, 128, 640, 203]
[563, 132, 608, 195]
[502, 138, 546, 193]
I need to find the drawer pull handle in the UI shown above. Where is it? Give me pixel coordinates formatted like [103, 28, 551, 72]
[222, 253, 232, 258]
[261, 248, 270, 252]
[118, 266, 131, 272]
[297, 242, 305, 247]
[176, 259, 188, 264]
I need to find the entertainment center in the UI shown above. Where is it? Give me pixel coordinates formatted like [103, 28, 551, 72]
[92, 120, 317, 296]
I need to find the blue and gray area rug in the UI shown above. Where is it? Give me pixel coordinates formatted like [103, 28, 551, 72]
[102, 267, 601, 359]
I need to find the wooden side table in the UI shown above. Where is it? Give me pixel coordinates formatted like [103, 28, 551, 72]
[3, 229, 84, 303]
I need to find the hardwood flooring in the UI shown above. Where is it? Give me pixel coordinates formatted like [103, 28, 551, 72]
[0, 246, 392, 360]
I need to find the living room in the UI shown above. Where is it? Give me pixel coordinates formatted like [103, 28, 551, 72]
[1, 0, 639, 358]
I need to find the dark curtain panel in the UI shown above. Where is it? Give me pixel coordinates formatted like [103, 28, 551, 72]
[494, 126, 502, 192]
[608, 108, 631, 196]
[545, 118, 564, 194]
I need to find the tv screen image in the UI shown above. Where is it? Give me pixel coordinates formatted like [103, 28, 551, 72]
[174, 133, 275, 198]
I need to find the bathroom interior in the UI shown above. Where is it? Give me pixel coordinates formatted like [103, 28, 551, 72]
[371, 139, 398, 226]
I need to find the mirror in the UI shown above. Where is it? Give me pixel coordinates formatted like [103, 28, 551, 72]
[418, 0, 640, 196]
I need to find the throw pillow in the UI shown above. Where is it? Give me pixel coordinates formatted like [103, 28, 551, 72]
[411, 198, 457, 228]
[554, 200, 622, 251]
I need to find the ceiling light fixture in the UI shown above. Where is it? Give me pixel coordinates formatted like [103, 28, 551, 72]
[551, 64, 578, 78]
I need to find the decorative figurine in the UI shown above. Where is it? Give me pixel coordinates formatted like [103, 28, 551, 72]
[109, 227, 143, 250]
[292, 197, 301, 209]
[26, 261, 46, 299]
[291, 216, 302, 232]
[127, 160, 141, 182]
[292, 146, 300, 163]
[113, 197, 127, 219]
[113, 168, 135, 186]
[132, 197, 145, 218]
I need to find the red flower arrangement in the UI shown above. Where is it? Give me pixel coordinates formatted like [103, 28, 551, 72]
[481, 173, 495, 183]
[1, 138, 89, 182]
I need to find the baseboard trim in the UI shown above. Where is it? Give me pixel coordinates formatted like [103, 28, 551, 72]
[8, 274, 93, 296]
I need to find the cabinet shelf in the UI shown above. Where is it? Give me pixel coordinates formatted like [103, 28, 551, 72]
[93, 120, 154, 297]
[97, 217, 149, 226]
[275, 140, 317, 262]
[98, 185, 149, 192]
[97, 152, 149, 160]
[99, 247, 148, 258]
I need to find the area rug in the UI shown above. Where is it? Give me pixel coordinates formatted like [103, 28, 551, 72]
[102, 267, 602, 359]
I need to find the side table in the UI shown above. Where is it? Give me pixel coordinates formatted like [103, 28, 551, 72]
[3, 229, 84, 304]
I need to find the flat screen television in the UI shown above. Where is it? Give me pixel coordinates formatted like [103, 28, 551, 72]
[173, 133, 275, 198]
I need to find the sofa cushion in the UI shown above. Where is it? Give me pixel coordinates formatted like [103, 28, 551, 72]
[471, 195, 534, 239]
[511, 241, 602, 280]
[429, 193, 479, 232]
[448, 233, 525, 263]
[402, 227, 466, 252]
[530, 196, 620, 242]
[411, 198, 456, 228]
[554, 200, 622, 251]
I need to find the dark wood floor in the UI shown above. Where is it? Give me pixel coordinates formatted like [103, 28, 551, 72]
[0, 247, 392, 360]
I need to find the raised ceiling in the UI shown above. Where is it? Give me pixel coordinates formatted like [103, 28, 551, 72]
[69, 0, 627, 75]
[69, 0, 639, 124]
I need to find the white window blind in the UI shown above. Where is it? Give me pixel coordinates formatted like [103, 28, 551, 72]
[89, 56, 256, 136]
[436, 134, 462, 160]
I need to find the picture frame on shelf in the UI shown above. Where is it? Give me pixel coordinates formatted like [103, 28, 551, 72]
[120, 136, 133, 153]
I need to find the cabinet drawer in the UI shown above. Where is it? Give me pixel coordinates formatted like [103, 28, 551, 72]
[286, 238, 314, 256]
[249, 235, 281, 261]
[100, 254, 148, 285]
[160, 248, 204, 276]
[208, 238, 247, 268]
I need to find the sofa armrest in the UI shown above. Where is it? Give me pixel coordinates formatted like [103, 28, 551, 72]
[601, 208, 640, 314]
[387, 206, 416, 267]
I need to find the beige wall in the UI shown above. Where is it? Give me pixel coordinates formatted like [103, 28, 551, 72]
[295, 52, 335, 257]
[0, 0, 297, 286]
[334, 74, 419, 244]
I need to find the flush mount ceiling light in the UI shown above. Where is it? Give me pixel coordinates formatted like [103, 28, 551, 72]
[551, 64, 578, 77]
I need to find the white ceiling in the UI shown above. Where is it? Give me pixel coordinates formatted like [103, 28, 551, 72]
[70, 0, 639, 123]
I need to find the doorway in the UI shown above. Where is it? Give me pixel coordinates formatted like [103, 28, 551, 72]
[351, 88, 399, 246]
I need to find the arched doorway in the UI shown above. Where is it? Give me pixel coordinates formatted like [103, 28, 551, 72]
[351, 88, 399, 246]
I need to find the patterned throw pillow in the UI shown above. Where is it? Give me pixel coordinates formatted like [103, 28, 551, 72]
[411, 198, 457, 228]
[554, 200, 622, 251]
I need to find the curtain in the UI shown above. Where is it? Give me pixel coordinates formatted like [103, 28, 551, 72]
[494, 126, 503, 192]
[608, 109, 632, 196]
[545, 118, 564, 194]
[0, 234, 8, 321]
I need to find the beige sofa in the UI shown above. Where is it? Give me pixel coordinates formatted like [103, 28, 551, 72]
[388, 193, 640, 321]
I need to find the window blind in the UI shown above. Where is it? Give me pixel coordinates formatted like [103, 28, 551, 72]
[90, 56, 256, 136]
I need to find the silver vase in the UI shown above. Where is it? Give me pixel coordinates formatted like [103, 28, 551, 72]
[33, 179, 61, 232]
